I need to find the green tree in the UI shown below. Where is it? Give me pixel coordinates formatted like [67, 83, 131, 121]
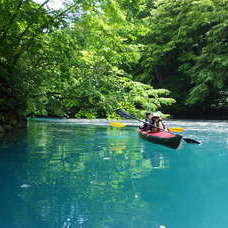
[0, 0, 176, 132]
[26, 0, 175, 119]
[0, 0, 63, 128]
[132, 0, 228, 118]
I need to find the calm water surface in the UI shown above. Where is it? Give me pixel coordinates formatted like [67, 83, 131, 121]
[0, 120, 228, 228]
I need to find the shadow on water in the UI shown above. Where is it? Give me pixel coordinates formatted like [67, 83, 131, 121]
[0, 120, 228, 228]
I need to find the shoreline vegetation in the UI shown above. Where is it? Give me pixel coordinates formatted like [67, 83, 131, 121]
[1, 115, 228, 136]
[1, 0, 227, 135]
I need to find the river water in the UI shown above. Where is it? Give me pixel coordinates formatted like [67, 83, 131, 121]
[0, 119, 228, 228]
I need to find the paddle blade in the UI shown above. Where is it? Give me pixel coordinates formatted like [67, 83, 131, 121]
[110, 122, 127, 128]
[116, 109, 132, 119]
[168, 127, 184, 132]
[183, 138, 200, 144]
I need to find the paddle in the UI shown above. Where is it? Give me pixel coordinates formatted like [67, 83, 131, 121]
[110, 121, 183, 132]
[110, 122, 127, 127]
[116, 109, 200, 144]
[115, 109, 183, 132]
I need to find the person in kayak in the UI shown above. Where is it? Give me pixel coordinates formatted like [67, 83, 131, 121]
[149, 112, 166, 132]
[140, 112, 153, 131]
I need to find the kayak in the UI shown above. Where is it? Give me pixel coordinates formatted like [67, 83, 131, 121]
[139, 129, 183, 149]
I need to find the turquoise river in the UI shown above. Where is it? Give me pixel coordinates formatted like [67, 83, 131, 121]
[0, 119, 228, 228]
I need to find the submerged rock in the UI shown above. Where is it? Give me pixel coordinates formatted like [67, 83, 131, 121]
[20, 184, 31, 188]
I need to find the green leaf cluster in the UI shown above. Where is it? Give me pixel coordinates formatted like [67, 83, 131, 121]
[133, 0, 228, 117]
[0, 0, 174, 123]
[4, 0, 228, 123]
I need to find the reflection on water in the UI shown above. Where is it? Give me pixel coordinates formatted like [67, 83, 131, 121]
[142, 150, 169, 169]
[0, 120, 228, 228]
[0, 123, 154, 228]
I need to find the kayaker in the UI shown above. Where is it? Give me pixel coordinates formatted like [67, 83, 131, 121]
[140, 112, 153, 131]
[149, 112, 166, 132]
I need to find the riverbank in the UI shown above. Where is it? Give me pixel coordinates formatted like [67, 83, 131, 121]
[1, 117, 228, 135]
[29, 117, 228, 130]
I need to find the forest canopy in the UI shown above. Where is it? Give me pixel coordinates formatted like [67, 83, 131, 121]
[0, 0, 227, 130]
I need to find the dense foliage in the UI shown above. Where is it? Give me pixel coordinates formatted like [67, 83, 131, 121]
[1, 0, 228, 131]
[0, 0, 174, 131]
[133, 0, 228, 118]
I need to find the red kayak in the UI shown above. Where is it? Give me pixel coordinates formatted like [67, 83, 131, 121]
[139, 129, 182, 149]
